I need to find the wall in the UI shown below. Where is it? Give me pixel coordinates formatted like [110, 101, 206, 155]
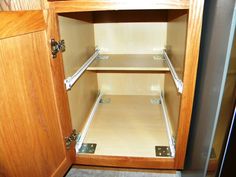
[182, 0, 236, 176]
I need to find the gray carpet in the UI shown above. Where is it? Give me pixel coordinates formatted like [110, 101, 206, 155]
[65, 167, 180, 177]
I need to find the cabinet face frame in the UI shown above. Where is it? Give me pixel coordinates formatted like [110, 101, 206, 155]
[48, 0, 204, 169]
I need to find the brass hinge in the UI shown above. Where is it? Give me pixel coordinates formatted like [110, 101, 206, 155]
[65, 129, 78, 150]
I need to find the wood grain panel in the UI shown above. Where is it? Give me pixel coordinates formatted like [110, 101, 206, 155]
[0, 11, 46, 39]
[58, 16, 98, 131]
[59, 10, 189, 23]
[75, 155, 175, 169]
[0, 31, 67, 177]
[50, 0, 189, 13]
[0, 0, 44, 11]
[174, 0, 204, 168]
[45, 9, 75, 176]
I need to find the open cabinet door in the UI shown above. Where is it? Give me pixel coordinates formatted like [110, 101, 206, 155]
[0, 11, 74, 177]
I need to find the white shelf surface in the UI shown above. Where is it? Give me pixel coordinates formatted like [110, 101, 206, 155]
[87, 54, 170, 71]
[81, 94, 170, 158]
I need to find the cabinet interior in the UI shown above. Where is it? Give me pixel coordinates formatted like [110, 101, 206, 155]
[58, 9, 188, 158]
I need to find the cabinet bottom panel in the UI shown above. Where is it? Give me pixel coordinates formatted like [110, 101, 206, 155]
[84, 95, 169, 157]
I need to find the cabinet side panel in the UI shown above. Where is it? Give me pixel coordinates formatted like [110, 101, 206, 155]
[58, 16, 98, 131]
[164, 14, 188, 137]
[175, 0, 204, 168]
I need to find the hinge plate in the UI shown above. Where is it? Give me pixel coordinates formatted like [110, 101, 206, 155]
[155, 146, 172, 157]
[51, 38, 65, 58]
[79, 143, 97, 154]
[65, 129, 78, 150]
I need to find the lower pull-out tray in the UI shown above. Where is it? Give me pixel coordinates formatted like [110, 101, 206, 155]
[77, 94, 173, 158]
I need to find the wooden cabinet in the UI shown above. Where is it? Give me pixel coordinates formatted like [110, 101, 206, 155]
[0, 11, 73, 177]
[0, 0, 204, 176]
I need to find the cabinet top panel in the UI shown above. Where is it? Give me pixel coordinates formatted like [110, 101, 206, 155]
[49, 0, 189, 13]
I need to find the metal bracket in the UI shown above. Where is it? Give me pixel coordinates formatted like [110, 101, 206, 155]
[160, 93, 176, 157]
[51, 39, 65, 58]
[65, 129, 78, 150]
[64, 77, 72, 90]
[79, 143, 97, 154]
[97, 55, 110, 60]
[64, 49, 100, 90]
[155, 146, 172, 157]
[163, 50, 183, 93]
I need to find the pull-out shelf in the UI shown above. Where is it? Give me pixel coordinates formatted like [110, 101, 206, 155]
[77, 94, 174, 158]
[87, 54, 170, 72]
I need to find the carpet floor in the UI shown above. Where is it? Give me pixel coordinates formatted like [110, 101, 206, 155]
[65, 166, 181, 177]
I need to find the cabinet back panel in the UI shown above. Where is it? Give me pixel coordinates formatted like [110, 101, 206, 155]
[94, 23, 167, 54]
[58, 16, 98, 130]
[98, 73, 164, 95]
[165, 14, 188, 137]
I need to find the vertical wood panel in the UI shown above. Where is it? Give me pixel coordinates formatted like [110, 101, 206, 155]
[174, 0, 204, 168]
[0, 31, 68, 177]
[44, 9, 75, 174]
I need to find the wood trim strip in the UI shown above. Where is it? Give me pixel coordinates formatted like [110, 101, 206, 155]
[0, 10, 46, 39]
[75, 155, 175, 169]
[174, 0, 205, 169]
[50, 0, 189, 13]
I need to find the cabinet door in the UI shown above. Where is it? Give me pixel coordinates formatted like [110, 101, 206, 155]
[0, 11, 74, 177]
